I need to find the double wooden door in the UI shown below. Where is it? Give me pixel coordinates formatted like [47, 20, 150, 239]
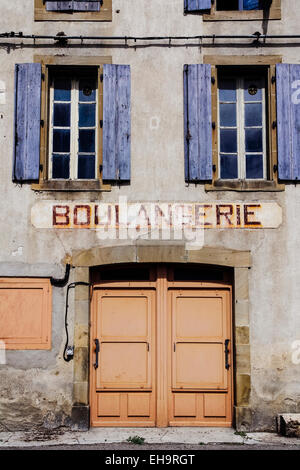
[90, 268, 232, 427]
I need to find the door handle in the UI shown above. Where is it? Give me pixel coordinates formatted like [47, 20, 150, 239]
[224, 339, 230, 370]
[94, 339, 100, 370]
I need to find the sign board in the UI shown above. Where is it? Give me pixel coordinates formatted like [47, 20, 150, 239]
[31, 201, 282, 230]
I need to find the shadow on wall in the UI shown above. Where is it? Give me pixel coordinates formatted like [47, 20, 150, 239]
[262, 0, 272, 37]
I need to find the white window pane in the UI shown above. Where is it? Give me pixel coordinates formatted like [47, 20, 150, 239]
[78, 129, 95, 153]
[244, 80, 263, 101]
[78, 155, 96, 179]
[52, 154, 70, 179]
[54, 79, 71, 101]
[79, 103, 96, 127]
[245, 103, 262, 127]
[245, 128, 263, 152]
[246, 154, 264, 179]
[220, 155, 238, 179]
[220, 129, 238, 153]
[53, 103, 71, 127]
[53, 129, 70, 153]
[79, 79, 96, 102]
[219, 79, 237, 102]
[220, 103, 237, 127]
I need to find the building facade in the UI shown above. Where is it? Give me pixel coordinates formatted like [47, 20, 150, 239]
[0, 0, 299, 432]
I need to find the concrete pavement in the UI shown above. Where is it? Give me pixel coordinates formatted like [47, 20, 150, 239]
[0, 427, 300, 449]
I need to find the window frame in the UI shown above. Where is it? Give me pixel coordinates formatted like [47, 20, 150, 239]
[203, 0, 281, 21]
[34, 0, 112, 22]
[218, 72, 267, 181]
[32, 55, 112, 192]
[49, 70, 99, 181]
[204, 55, 284, 192]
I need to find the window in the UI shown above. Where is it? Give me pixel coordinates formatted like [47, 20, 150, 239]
[200, 0, 281, 20]
[217, 0, 264, 10]
[183, 56, 290, 191]
[49, 70, 98, 181]
[34, 0, 112, 22]
[13, 56, 131, 191]
[218, 71, 267, 180]
[209, 60, 282, 190]
[0, 278, 52, 350]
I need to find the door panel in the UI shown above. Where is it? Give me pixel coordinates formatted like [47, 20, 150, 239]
[175, 296, 224, 339]
[91, 289, 156, 426]
[97, 393, 121, 417]
[204, 394, 226, 418]
[169, 289, 232, 426]
[100, 295, 149, 338]
[128, 393, 151, 417]
[174, 343, 225, 389]
[90, 275, 233, 427]
[174, 393, 197, 417]
[99, 342, 150, 389]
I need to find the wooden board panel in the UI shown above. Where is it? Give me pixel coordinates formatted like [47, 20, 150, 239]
[13, 63, 41, 182]
[90, 288, 156, 426]
[99, 342, 150, 389]
[174, 343, 225, 389]
[174, 393, 197, 417]
[103, 65, 131, 181]
[204, 394, 226, 418]
[175, 296, 224, 339]
[276, 64, 300, 180]
[184, 0, 211, 12]
[128, 393, 151, 417]
[0, 278, 51, 349]
[169, 288, 232, 426]
[100, 295, 149, 339]
[184, 64, 212, 181]
[97, 393, 120, 417]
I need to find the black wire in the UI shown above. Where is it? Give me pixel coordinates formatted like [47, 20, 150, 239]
[3, 32, 300, 41]
[63, 281, 90, 362]
[50, 263, 70, 287]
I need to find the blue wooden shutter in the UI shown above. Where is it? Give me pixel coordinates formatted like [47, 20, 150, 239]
[46, 1, 101, 11]
[243, 0, 260, 9]
[46, 2, 73, 11]
[103, 65, 131, 181]
[73, 1, 101, 11]
[184, 64, 212, 182]
[276, 64, 300, 181]
[184, 0, 211, 12]
[13, 63, 41, 182]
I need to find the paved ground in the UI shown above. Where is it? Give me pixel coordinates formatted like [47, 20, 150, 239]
[0, 427, 300, 450]
[2, 443, 300, 451]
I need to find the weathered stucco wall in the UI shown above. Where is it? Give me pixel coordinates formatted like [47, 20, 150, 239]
[0, 0, 299, 431]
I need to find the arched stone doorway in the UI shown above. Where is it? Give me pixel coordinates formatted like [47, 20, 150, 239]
[69, 243, 252, 431]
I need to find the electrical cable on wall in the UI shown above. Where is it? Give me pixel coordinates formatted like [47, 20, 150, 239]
[64, 281, 90, 362]
[2, 31, 300, 48]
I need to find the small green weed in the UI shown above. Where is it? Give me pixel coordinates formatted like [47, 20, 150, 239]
[126, 435, 146, 445]
[234, 430, 247, 438]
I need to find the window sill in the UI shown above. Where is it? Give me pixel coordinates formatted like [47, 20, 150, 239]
[205, 180, 285, 192]
[32, 180, 111, 192]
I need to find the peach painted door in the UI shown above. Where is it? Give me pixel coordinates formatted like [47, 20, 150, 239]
[168, 289, 232, 426]
[90, 288, 156, 427]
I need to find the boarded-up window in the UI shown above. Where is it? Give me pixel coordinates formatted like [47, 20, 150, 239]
[0, 278, 52, 350]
